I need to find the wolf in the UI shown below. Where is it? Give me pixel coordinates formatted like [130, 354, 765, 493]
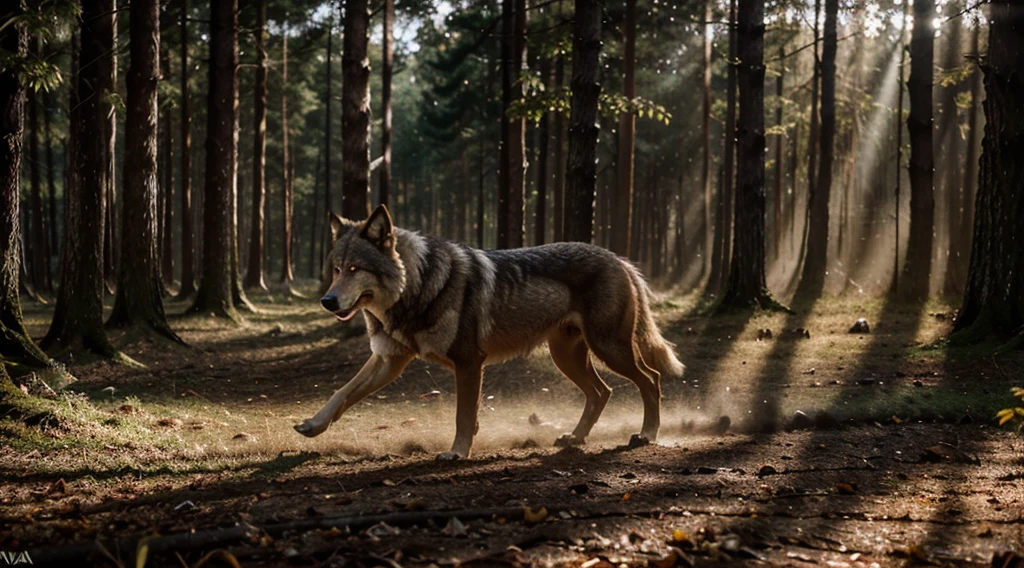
[294, 204, 684, 459]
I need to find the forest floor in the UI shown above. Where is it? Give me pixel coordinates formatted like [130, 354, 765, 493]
[2, 285, 1023, 567]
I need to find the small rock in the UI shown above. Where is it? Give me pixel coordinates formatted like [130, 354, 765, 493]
[695, 466, 718, 474]
[857, 377, 877, 386]
[756, 328, 773, 341]
[756, 465, 778, 477]
[528, 413, 542, 426]
[849, 318, 871, 334]
[790, 410, 814, 430]
[232, 432, 257, 442]
[913, 380, 924, 387]
[713, 415, 731, 435]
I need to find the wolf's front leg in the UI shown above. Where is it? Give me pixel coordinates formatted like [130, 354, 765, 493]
[294, 353, 414, 437]
[436, 364, 483, 460]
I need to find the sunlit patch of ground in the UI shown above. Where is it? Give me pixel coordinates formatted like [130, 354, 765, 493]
[4, 286, 1023, 566]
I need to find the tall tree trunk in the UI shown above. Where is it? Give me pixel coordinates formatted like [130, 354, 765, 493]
[280, 18, 295, 285]
[44, 91, 59, 287]
[902, 0, 936, 302]
[28, 75, 50, 294]
[940, 5, 965, 297]
[1, 10, 51, 371]
[707, 0, 736, 295]
[380, 0, 394, 207]
[324, 15, 333, 216]
[498, 0, 527, 249]
[535, 58, 552, 246]
[42, 0, 118, 356]
[612, 0, 637, 257]
[108, 0, 182, 343]
[796, 0, 837, 300]
[722, 0, 777, 309]
[552, 51, 566, 242]
[806, 0, 821, 211]
[178, 0, 195, 298]
[700, 0, 712, 273]
[103, 14, 118, 294]
[954, 1, 1024, 345]
[535, 111, 549, 245]
[244, 0, 268, 291]
[188, 0, 240, 320]
[342, 0, 370, 219]
[772, 44, 784, 262]
[159, 44, 175, 290]
[958, 17, 981, 292]
[564, 0, 602, 243]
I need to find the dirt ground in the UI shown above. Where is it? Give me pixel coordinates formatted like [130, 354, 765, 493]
[2, 287, 1023, 567]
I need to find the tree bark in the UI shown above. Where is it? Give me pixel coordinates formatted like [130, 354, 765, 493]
[563, 0, 602, 244]
[707, 0, 736, 295]
[1, 10, 51, 372]
[612, 0, 637, 257]
[772, 44, 784, 262]
[700, 0, 712, 273]
[188, 0, 240, 320]
[28, 72, 51, 295]
[107, 0, 182, 343]
[279, 18, 295, 285]
[552, 50, 566, 242]
[805, 0, 821, 212]
[244, 0, 268, 291]
[535, 58, 552, 246]
[901, 0, 936, 302]
[940, 6, 966, 297]
[44, 91, 58, 283]
[958, 18, 981, 293]
[103, 14, 118, 294]
[722, 0, 778, 310]
[324, 15, 333, 216]
[380, 0, 394, 207]
[795, 0, 837, 300]
[342, 0, 370, 219]
[159, 44, 175, 291]
[498, 0, 527, 249]
[42, 0, 118, 356]
[954, 1, 1024, 345]
[178, 0, 195, 298]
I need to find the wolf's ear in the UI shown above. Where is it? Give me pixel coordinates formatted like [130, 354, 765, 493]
[361, 204, 394, 250]
[329, 212, 357, 242]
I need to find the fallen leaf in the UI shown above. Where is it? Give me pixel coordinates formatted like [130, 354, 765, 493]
[523, 506, 548, 523]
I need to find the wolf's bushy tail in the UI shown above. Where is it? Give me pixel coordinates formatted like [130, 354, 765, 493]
[623, 262, 685, 379]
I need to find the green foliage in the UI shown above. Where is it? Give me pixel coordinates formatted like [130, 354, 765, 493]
[0, 0, 79, 92]
[996, 387, 1024, 434]
[507, 81, 672, 126]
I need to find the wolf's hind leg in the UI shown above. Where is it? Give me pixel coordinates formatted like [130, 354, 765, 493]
[586, 331, 662, 444]
[549, 327, 612, 447]
[294, 353, 413, 437]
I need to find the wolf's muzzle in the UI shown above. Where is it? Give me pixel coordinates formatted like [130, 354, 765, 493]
[321, 294, 341, 312]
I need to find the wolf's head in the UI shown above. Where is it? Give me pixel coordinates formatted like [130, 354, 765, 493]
[321, 204, 407, 322]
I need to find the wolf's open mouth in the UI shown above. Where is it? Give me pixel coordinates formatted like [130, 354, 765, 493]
[332, 292, 373, 321]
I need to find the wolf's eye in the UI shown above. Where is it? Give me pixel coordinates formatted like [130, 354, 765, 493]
[348, 264, 358, 272]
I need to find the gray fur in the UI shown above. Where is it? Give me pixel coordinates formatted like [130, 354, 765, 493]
[297, 205, 684, 458]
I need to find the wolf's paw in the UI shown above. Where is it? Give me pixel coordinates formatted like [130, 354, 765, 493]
[554, 434, 583, 448]
[435, 451, 463, 462]
[294, 419, 327, 438]
[627, 433, 652, 448]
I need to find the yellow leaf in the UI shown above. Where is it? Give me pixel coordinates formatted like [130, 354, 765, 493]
[523, 506, 547, 523]
[136, 541, 149, 568]
[998, 411, 1015, 426]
